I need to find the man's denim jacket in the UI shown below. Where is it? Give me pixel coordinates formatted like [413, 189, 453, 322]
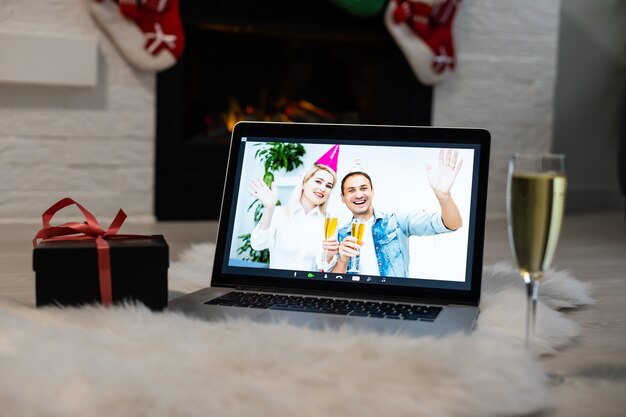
[337, 209, 451, 278]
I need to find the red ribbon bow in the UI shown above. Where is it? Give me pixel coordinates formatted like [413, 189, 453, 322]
[33, 198, 138, 305]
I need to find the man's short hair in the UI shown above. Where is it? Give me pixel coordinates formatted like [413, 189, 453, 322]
[341, 171, 373, 195]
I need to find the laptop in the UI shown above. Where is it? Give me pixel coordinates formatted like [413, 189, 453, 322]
[169, 122, 490, 337]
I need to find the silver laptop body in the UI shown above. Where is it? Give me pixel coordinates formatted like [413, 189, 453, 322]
[169, 122, 490, 337]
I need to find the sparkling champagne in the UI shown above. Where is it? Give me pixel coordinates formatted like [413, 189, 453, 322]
[509, 172, 567, 277]
[351, 221, 365, 245]
[324, 217, 338, 240]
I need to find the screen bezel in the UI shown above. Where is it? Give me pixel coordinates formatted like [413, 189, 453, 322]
[211, 122, 490, 305]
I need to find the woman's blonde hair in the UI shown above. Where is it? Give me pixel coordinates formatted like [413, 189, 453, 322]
[286, 163, 337, 216]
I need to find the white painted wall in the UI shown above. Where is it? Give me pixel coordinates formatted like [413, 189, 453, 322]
[433, 0, 562, 217]
[0, 0, 562, 221]
[0, 0, 155, 223]
[553, 0, 626, 212]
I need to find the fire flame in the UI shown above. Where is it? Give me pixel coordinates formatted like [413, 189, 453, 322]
[220, 98, 335, 132]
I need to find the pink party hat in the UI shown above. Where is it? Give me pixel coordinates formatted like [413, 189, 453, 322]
[315, 145, 340, 173]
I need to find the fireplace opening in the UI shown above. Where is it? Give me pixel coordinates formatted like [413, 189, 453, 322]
[156, 3, 433, 220]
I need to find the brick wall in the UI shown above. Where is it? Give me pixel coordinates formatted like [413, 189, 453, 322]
[434, 0, 561, 216]
[0, 0, 155, 223]
[0, 0, 561, 221]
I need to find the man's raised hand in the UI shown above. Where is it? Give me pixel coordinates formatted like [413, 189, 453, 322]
[426, 149, 463, 195]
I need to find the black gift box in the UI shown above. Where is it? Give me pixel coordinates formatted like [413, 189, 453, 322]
[33, 235, 169, 310]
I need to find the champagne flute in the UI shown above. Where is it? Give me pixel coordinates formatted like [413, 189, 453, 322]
[506, 153, 567, 349]
[322, 214, 338, 271]
[348, 219, 365, 274]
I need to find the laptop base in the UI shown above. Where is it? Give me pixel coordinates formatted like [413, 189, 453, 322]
[168, 287, 478, 338]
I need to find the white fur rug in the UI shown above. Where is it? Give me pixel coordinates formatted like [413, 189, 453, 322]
[0, 243, 593, 417]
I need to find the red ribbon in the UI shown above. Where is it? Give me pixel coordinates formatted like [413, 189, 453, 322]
[33, 198, 142, 306]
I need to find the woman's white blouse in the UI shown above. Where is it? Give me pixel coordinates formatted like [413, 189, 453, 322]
[250, 204, 325, 271]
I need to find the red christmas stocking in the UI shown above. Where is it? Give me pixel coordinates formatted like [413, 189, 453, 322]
[89, 0, 185, 72]
[427, 0, 461, 74]
[385, 0, 461, 85]
[118, 0, 141, 21]
[392, 0, 432, 39]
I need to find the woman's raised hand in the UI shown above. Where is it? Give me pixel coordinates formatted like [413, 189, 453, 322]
[249, 177, 278, 208]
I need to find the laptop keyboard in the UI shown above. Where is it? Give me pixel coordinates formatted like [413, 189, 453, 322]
[205, 291, 443, 321]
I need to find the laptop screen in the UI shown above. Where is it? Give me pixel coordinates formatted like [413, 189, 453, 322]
[213, 122, 490, 304]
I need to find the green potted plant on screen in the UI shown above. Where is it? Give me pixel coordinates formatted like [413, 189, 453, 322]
[237, 142, 306, 263]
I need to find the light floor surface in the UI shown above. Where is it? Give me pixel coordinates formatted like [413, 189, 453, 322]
[1, 211, 625, 417]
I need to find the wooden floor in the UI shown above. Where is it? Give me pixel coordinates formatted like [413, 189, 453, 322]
[2, 211, 625, 416]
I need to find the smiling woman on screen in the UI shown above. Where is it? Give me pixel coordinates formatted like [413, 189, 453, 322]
[249, 145, 340, 271]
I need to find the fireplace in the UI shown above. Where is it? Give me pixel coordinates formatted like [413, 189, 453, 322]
[155, 1, 433, 220]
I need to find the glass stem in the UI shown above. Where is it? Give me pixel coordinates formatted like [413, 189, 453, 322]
[523, 272, 532, 348]
[524, 272, 542, 350]
[322, 249, 328, 271]
[530, 274, 541, 341]
[348, 255, 358, 273]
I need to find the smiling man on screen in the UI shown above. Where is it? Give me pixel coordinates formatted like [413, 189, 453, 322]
[327, 149, 463, 278]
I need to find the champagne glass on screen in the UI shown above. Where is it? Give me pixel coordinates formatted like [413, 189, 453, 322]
[348, 218, 365, 274]
[322, 213, 338, 271]
[506, 153, 567, 349]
